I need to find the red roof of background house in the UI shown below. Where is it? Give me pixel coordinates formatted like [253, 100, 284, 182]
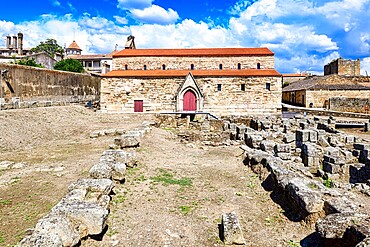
[103, 69, 281, 77]
[67, 41, 82, 50]
[113, 48, 274, 58]
[67, 49, 119, 60]
[282, 73, 309, 77]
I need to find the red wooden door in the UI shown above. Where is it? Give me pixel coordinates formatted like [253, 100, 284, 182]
[183, 90, 197, 111]
[134, 100, 143, 112]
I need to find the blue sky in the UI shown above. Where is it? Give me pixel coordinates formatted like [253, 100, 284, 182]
[1, 0, 370, 74]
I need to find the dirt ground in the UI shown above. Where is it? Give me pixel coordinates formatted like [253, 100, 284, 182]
[1, 105, 366, 247]
[0, 106, 154, 246]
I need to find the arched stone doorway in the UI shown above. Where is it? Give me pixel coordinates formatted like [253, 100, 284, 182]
[183, 90, 197, 111]
[176, 73, 204, 112]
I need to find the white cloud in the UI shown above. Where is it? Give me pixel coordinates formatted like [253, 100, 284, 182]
[361, 57, 370, 75]
[130, 19, 235, 49]
[114, 16, 128, 25]
[117, 0, 179, 24]
[117, 0, 153, 10]
[0, 20, 16, 35]
[51, 0, 61, 7]
[67, 2, 77, 12]
[2, 0, 370, 75]
[79, 16, 113, 30]
[130, 5, 179, 24]
[7, 14, 130, 54]
[276, 51, 340, 75]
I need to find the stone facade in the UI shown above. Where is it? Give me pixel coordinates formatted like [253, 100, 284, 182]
[102, 47, 282, 116]
[113, 55, 274, 71]
[324, 58, 361, 76]
[101, 74, 281, 116]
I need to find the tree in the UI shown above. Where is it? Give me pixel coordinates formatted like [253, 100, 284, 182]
[54, 58, 84, 73]
[30, 38, 64, 58]
[11, 58, 44, 68]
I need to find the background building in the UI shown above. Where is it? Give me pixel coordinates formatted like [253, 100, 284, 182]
[101, 41, 282, 116]
[324, 58, 361, 76]
[66, 40, 117, 74]
[283, 58, 370, 112]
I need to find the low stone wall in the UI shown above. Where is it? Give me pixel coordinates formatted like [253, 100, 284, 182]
[330, 97, 370, 114]
[284, 105, 370, 120]
[0, 63, 100, 108]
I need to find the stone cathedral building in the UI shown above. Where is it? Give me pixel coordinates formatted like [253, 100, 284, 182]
[102, 37, 282, 116]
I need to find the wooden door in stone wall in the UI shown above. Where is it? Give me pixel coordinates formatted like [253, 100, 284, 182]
[134, 100, 143, 112]
[183, 90, 197, 111]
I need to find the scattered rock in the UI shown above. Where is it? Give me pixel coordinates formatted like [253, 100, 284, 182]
[221, 212, 246, 245]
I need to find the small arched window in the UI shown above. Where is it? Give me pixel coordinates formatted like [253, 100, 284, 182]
[257, 63, 261, 69]
[191, 64, 194, 70]
[124, 64, 128, 70]
[237, 63, 241, 70]
[219, 64, 223, 70]
[143, 65, 147, 70]
[162, 64, 166, 70]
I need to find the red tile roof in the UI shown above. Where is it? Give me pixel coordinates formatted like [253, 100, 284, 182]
[68, 54, 111, 59]
[282, 73, 309, 77]
[67, 50, 118, 60]
[103, 69, 281, 77]
[67, 41, 82, 50]
[113, 47, 274, 58]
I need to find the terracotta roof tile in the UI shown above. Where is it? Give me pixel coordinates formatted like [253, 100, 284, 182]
[103, 69, 281, 77]
[113, 47, 274, 58]
[68, 54, 110, 59]
[67, 41, 82, 50]
[283, 73, 309, 77]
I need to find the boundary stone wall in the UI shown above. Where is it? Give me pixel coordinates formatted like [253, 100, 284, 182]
[329, 97, 370, 114]
[0, 63, 100, 108]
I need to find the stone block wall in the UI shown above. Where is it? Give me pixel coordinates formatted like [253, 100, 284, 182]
[324, 58, 360, 76]
[329, 97, 370, 113]
[283, 88, 370, 109]
[113, 56, 274, 71]
[101, 75, 281, 116]
[306, 90, 370, 108]
[0, 63, 100, 104]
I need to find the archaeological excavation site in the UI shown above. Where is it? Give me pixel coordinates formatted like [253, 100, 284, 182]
[0, 104, 369, 247]
[0, 37, 370, 247]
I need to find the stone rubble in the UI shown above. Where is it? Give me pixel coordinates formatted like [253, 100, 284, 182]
[221, 212, 246, 245]
[18, 121, 153, 247]
[225, 115, 370, 246]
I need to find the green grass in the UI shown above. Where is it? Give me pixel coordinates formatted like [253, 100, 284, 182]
[323, 177, 334, 188]
[106, 229, 118, 237]
[0, 232, 4, 244]
[179, 205, 191, 215]
[288, 239, 301, 247]
[235, 192, 243, 196]
[150, 169, 192, 187]
[113, 195, 126, 204]
[0, 199, 12, 205]
[307, 182, 319, 189]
